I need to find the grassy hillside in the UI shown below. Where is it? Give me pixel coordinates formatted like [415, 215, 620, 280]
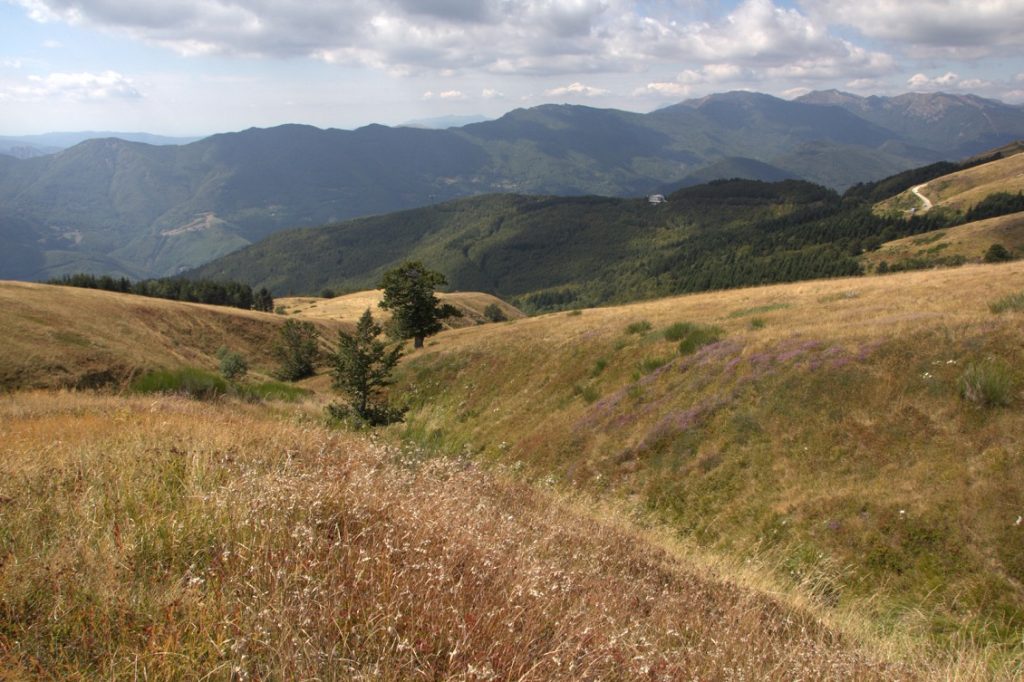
[277, 290, 524, 328]
[4, 266, 1024, 676]
[861, 211, 1024, 271]
[876, 150, 1024, 215]
[0, 281, 337, 389]
[193, 178, 954, 311]
[1, 391, 916, 679]
[390, 262, 1024, 673]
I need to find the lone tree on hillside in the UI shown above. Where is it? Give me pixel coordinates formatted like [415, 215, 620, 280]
[272, 319, 320, 381]
[327, 309, 403, 424]
[378, 261, 460, 349]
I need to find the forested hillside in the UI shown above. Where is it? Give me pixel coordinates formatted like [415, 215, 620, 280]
[189, 178, 954, 311]
[4, 90, 1024, 281]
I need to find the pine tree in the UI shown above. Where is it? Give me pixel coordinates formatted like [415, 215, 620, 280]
[328, 309, 402, 421]
[272, 319, 319, 381]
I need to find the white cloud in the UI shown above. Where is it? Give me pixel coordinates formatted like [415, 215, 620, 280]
[481, 88, 504, 98]
[635, 81, 692, 98]
[438, 89, 464, 99]
[9, 0, 893, 82]
[2, 70, 141, 101]
[907, 72, 993, 92]
[545, 82, 609, 97]
[803, 0, 1024, 55]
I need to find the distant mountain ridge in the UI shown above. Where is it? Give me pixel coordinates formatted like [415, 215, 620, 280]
[0, 131, 201, 159]
[2, 89, 1024, 281]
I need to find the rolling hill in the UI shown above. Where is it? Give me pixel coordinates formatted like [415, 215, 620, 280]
[187, 178, 940, 311]
[4, 90, 1024, 281]
[389, 261, 1024, 674]
[4, 262, 1024, 677]
[276, 289, 523, 328]
[0, 281, 331, 389]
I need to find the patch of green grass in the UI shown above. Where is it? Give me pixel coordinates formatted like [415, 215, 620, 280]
[662, 322, 696, 342]
[625, 320, 652, 335]
[676, 324, 725, 355]
[989, 291, 1024, 314]
[240, 381, 310, 402]
[638, 356, 672, 374]
[130, 368, 228, 400]
[590, 358, 608, 377]
[727, 303, 790, 318]
[573, 384, 601, 403]
[959, 359, 1015, 407]
[131, 369, 309, 403]
[748, 317, 766, 330]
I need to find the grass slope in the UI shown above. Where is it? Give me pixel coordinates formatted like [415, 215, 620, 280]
[0, 391, 906, 679]
[876, 151, 1024, 215]
[393, 262, 1024, 673]
[277, 290, 524, 327]
[0, 281, 339, 389]
[861, 211, 1024, 271]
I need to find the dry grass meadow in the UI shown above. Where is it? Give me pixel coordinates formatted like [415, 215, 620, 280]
[277, 290, 524, 328]
[0, 392, 907, 680]
[4, 262, 1024, 678]
[876, 150, 1024, 216]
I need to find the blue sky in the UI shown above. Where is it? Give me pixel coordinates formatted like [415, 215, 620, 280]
[1, 0, 1022, 135]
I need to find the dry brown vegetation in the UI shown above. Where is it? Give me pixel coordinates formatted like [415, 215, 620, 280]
[0, 392, 904, 679]
[396, 262, 1024, 676]
[4, 263, 1024, 678]
[0, 281, 344, 389]
[278, 290, 524, 328]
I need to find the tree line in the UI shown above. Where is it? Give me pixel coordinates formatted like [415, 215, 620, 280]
[48, 273, 274, 312]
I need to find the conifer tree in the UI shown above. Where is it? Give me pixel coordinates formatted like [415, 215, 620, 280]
[328, 309, 402, 421]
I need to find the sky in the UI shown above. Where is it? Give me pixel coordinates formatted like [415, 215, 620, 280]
[1, 0, 1023, 136]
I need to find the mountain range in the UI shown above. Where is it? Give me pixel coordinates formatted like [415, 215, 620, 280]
[2, 89, 1023, 281]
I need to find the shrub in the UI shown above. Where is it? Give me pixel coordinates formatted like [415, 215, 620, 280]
[984, 243, 1014, 263]
[989, 291, 1024, 314]
[677, 324, 725, 355]
[483, 303, 508, 322]
[959, 359, 1015, 408]
[321, 288, 337, 299]
[625, 320, 652, 335]
[215, 346, 248, 380]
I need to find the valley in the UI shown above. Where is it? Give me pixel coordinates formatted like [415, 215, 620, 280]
[3, 257, 1024, 678]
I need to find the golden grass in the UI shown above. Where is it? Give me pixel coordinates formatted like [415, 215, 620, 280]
[0, 281, 344, 389]
[277, 289, 524, 328]
[860, 212, 1024, 269]
[394, 262, 1024, 675]
[876, 152, 1024, 215]
[0, 391, 906, 679]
